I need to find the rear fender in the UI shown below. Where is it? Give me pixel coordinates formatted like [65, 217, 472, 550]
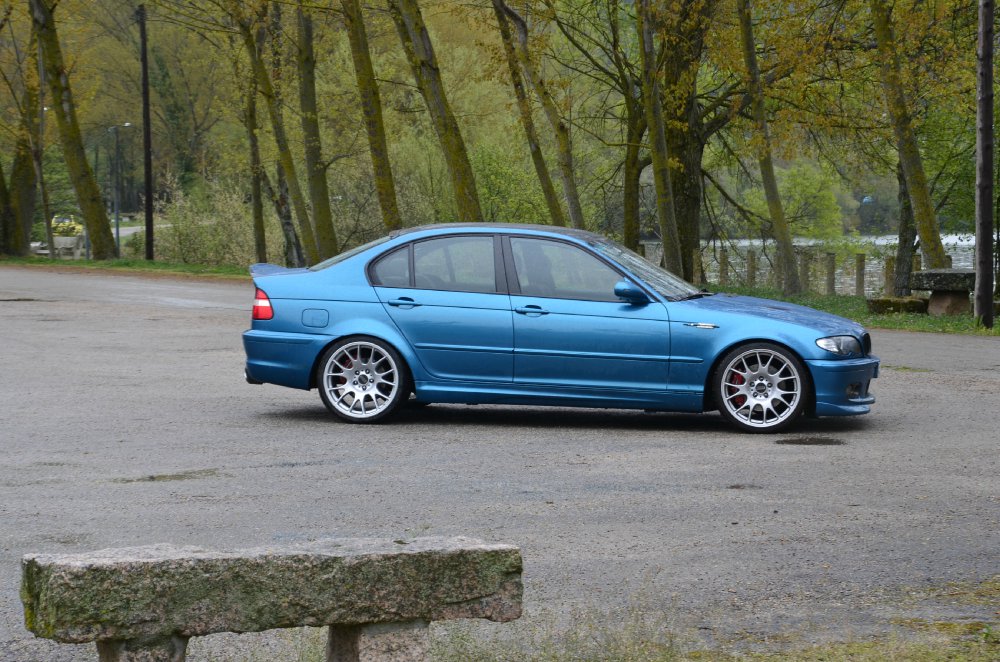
[308, 318, 425, 389]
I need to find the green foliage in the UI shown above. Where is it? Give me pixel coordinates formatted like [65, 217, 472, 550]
[471, 143, 549, 224]
[742, 162, 850, 241]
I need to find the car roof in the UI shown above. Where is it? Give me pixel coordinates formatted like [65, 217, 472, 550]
[388, 223, 604, 242]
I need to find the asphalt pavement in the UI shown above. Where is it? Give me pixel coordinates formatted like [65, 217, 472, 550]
[0, 265, 997, 660]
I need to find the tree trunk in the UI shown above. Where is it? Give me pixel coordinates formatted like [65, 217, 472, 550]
[492, 0, 566, 227]
[662, 1, 713, 282]
[30, 0, 116, 259]
[497, 0, 585, 229]
[263, 165, 305, 268]
[9, 137, 35, 256]
[341, 0, 402, 232]
[245, 71, 267, 264]
[975, 0, 994, 328]
[622, 112, 645, 251]
[636, 0, 683, 273]
[297, 4, 338, 257]
[0, 163, 17, 255]
[8, 24, 41, 254]
[235, 2, 319, 263]
[10, 77, 37, 253]
[869, 0, 949, 269]
[666, 117, 706, 281]
[736, 0, 800, 294]
[893, 161, 917, 296]
[388, 0, 482, 223]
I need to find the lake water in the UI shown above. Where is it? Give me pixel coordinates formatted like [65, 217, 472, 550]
[687, 234, 978, 296]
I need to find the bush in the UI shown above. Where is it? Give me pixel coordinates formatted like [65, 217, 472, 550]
[123, 177, 285, 268]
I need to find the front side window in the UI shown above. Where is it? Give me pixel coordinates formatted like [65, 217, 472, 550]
[413, 236, 496, 293]
[510, 238, 621, 301]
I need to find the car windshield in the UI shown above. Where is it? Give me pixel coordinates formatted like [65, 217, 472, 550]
[589, 238, 701, 301]
[309, 236, 391, 271]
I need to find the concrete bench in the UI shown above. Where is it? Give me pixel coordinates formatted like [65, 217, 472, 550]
[909, 269, 975, 316]
[21, 537, 522, 662]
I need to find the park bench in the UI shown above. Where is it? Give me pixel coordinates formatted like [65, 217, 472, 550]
[21, 537, 522, 662]
[909, 269, 976, 316]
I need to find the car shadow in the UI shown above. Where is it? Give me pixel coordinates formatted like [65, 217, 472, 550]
[260, 403, 729, 433]
[257, 402, 874, 438]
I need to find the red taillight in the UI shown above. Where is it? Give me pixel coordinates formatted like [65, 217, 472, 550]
[252, 288, 273, 320]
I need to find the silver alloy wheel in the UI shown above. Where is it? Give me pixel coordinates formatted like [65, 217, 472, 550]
[720, 348, 801, 429]
[322, 341, 400, 420]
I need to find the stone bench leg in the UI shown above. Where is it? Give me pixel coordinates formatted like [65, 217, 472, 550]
[928, 290, 971, 316]
[96, 635, 189, 662]
[327, 621, 429, 662]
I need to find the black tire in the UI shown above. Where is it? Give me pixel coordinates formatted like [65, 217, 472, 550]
[317, 337, 410, 423]
[714, 342, 808, 433]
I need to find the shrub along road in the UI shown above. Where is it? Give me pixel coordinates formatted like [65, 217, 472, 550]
[0, 266, 997, 660]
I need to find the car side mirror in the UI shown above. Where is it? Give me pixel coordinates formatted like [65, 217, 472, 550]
[614, 280, 649, 305]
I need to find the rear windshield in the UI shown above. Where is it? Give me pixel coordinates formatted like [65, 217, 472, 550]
[309, 236, 392, 271]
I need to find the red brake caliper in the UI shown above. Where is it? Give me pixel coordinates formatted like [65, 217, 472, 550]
[728, 371, 746, 408]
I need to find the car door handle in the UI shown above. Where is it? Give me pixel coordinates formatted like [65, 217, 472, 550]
[515, 305, 549, 316]
[387, 297, 420, 308]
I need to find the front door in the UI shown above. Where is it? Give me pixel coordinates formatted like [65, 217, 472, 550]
[506, 236, 670, 391]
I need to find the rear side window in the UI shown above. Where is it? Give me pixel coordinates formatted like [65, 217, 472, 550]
[413, 236, 496, 293]
[370, 247, 410, 287]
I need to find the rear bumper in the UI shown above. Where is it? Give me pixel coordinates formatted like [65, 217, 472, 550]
[243, 329, 332, 390]
[806, 355, 879, 417]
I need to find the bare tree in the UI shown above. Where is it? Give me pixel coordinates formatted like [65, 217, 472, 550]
[30, 0, 116, 258]
[496, 0, 584, 229]
[341, 0, 401, 231]
[229, 0, 320, 263]
[974, 0, 994, 328]
[492, 0, 565, 227]
[736, 0, 800, 294]
[388, 0, 482, 223]
[296, 2, 338, 255]
[637, 0, 683, 273]
[869, 0, 949, 269]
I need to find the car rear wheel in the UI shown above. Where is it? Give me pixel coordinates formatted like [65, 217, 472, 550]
[318, 337, 408, 423]
[715, 342, 807, 433]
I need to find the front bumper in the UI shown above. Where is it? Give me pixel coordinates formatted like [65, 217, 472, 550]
[805, 354, 879, 417]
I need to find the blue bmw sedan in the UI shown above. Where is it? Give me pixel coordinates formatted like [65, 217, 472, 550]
[243, 224, 878, 432]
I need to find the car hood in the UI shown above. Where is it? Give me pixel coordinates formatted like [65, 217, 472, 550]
[679, 294, 864, 336]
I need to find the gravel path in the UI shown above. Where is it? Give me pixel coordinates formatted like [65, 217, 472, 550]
[1, 266, 997, 660]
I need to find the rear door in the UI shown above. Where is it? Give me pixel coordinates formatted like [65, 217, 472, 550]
[372, 235, 514, 382]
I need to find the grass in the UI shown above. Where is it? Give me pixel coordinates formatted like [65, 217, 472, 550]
[0, 255, 249, 279]
[430, 576, 1000, 662]
[429, 619, 997, 662]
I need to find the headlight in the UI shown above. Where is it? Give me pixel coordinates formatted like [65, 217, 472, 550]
[816, 335, 862, 356]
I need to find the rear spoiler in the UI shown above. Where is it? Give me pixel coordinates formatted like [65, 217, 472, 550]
[249, 263, 310, 278]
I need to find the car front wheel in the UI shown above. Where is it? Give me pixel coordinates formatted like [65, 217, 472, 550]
[318, 337, 408, 423]
[714, 342, 807, 433]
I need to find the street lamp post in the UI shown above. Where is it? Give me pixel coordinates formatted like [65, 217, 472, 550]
[108, 123, 132, 257]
